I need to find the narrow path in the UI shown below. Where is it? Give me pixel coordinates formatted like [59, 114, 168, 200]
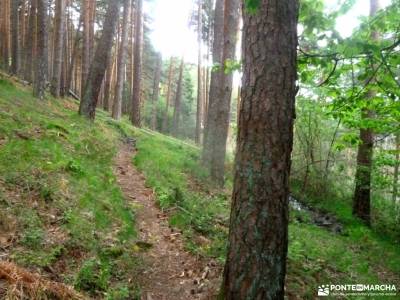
[114, 144, 220, 300]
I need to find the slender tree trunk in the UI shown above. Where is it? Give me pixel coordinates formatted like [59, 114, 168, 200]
[24, 0, 36, 82]
[78, 0, 121, 119]
[1, 0, 10, 70]
[152, 53, 162, 130]
[222, 0, 298, 298]
[112, 0, 131, 120]
[81, 0, 90, 96]
[162, 58, 175, 133]
[103, 49, 115, 111]
[50, 0, 65, 97]
[66, 15, 82, 95]
[10, 0, 20, 75]
[202, 0, 224, 164]
[195, 0, 203, 144]
[392, 134, 400, 205]
[33, 0, 48, 100]
[172, 58, 184, 136]
[130, 0, 143, 126]
[352, 0, 379, 226]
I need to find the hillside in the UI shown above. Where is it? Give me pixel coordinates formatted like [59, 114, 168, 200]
[0, 77, 399, 299]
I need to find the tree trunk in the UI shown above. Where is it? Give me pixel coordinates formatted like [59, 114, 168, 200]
[152, 53, 162, 130]
[162, 58, 175, 133]
[392, 134, 400, 205]
[103, 49, 115, 111]
[172, 58, 184, 136]
[78, 0, 121, 119]
[33, 0, 48, 100]
[10, 0, 20, 75]
[195, 0, 203, 144]
[130, 0, 143, 127]
[81, 0, 90, 96]
[222, 0, 298, 298]
[202, 0, 224, 165]
[24, 0, 36, 82]
[50, 0, 65, 97]
[112, 0, 131, 120]
[352, 0, 379, 225]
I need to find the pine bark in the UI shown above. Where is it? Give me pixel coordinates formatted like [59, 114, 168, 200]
[162, 58, 175, 133]
[352, 0, 379, 225]
[24, 0, 37, 82]
[152, 53, 162, 130]
[112, 0, 131, 120]
[81, 0, 90, 96]
[222, 0, 298, 298]
[130, 0, 143, 126]
[78, 0, 121, 119]
[50, 0, 65, 97]
[172, 58, 184, 136]
[33, 0, 48, 100]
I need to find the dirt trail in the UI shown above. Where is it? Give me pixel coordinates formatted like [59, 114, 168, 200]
[114, 144, 220, 300]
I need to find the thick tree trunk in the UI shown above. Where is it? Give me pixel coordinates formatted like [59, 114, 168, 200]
[195, 0, 203, 144]
[202, 0, 224, 165]
[78, 0, 121, 120]
[222, 0, 298, 298]
[352, 0, 379, 225]
[33, 0, 48, 100]
[162, 58, 175, 133]
[172, 58, 184, 136]
[152, 53, 162, 130]
[130, 0, 143, 127]
[112, 0, 131, 120]
[50, 0, 65, 97]
[10, 0, 20, 75]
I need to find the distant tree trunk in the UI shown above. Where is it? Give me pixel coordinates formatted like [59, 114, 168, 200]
[195, 0, 203, 144]
[152, 53, 162, 130]
[33, 0, 48, 100]
[352, 0, 379, 226]
[81, 0, 90, 96]
[10, 0, 20, 75]
[393, 134, 400, 204]
[130, 0, 143, 127]
[202, 0, 239, 185]
[103, 49, 115, 111]
[172, 58, 184, 136]
[202, 0, 224, 164]
[66, 15, 82, 95]
[112, 0, 130, 120]
[0, 0, 11, 69]
[50, 0, 65, 97]
[78, 0, 121, 119]
[162, 58, 175, 133]
[24, 0, 37, 82]
[222, 0, 298, 298]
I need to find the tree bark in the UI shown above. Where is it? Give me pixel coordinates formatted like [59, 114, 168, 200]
[78, 0, 121, 119]
[81, 0, 90, 96]
[23, 0, 36, 82]
[172, 58, 184, 136]
[222, 0, 298, 298]
[352, 0, 379, 225]
[33, 0, 48, 100]
[130, 0, 143, 127]
[50, 0, 65, 97]
[152, 53, 162, 130]
[112, 0, 131, 120]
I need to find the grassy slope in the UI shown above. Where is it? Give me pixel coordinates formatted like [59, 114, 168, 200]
[0, 77, 140, 299]
[132, 127, 400, 299]
[1, 77, 399, 299]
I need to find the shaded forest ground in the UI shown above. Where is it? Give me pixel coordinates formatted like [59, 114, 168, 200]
[0, 77, 399, 299]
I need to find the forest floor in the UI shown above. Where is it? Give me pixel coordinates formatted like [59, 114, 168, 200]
[0, 76, 399, 299]
[114, 143, 221, 299]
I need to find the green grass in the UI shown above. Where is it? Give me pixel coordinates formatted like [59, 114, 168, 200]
[131, 122, 400, 299]
[0, 77, 140, 298]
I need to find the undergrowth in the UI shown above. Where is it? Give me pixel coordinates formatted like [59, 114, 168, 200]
[0, 77, 140, 298]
